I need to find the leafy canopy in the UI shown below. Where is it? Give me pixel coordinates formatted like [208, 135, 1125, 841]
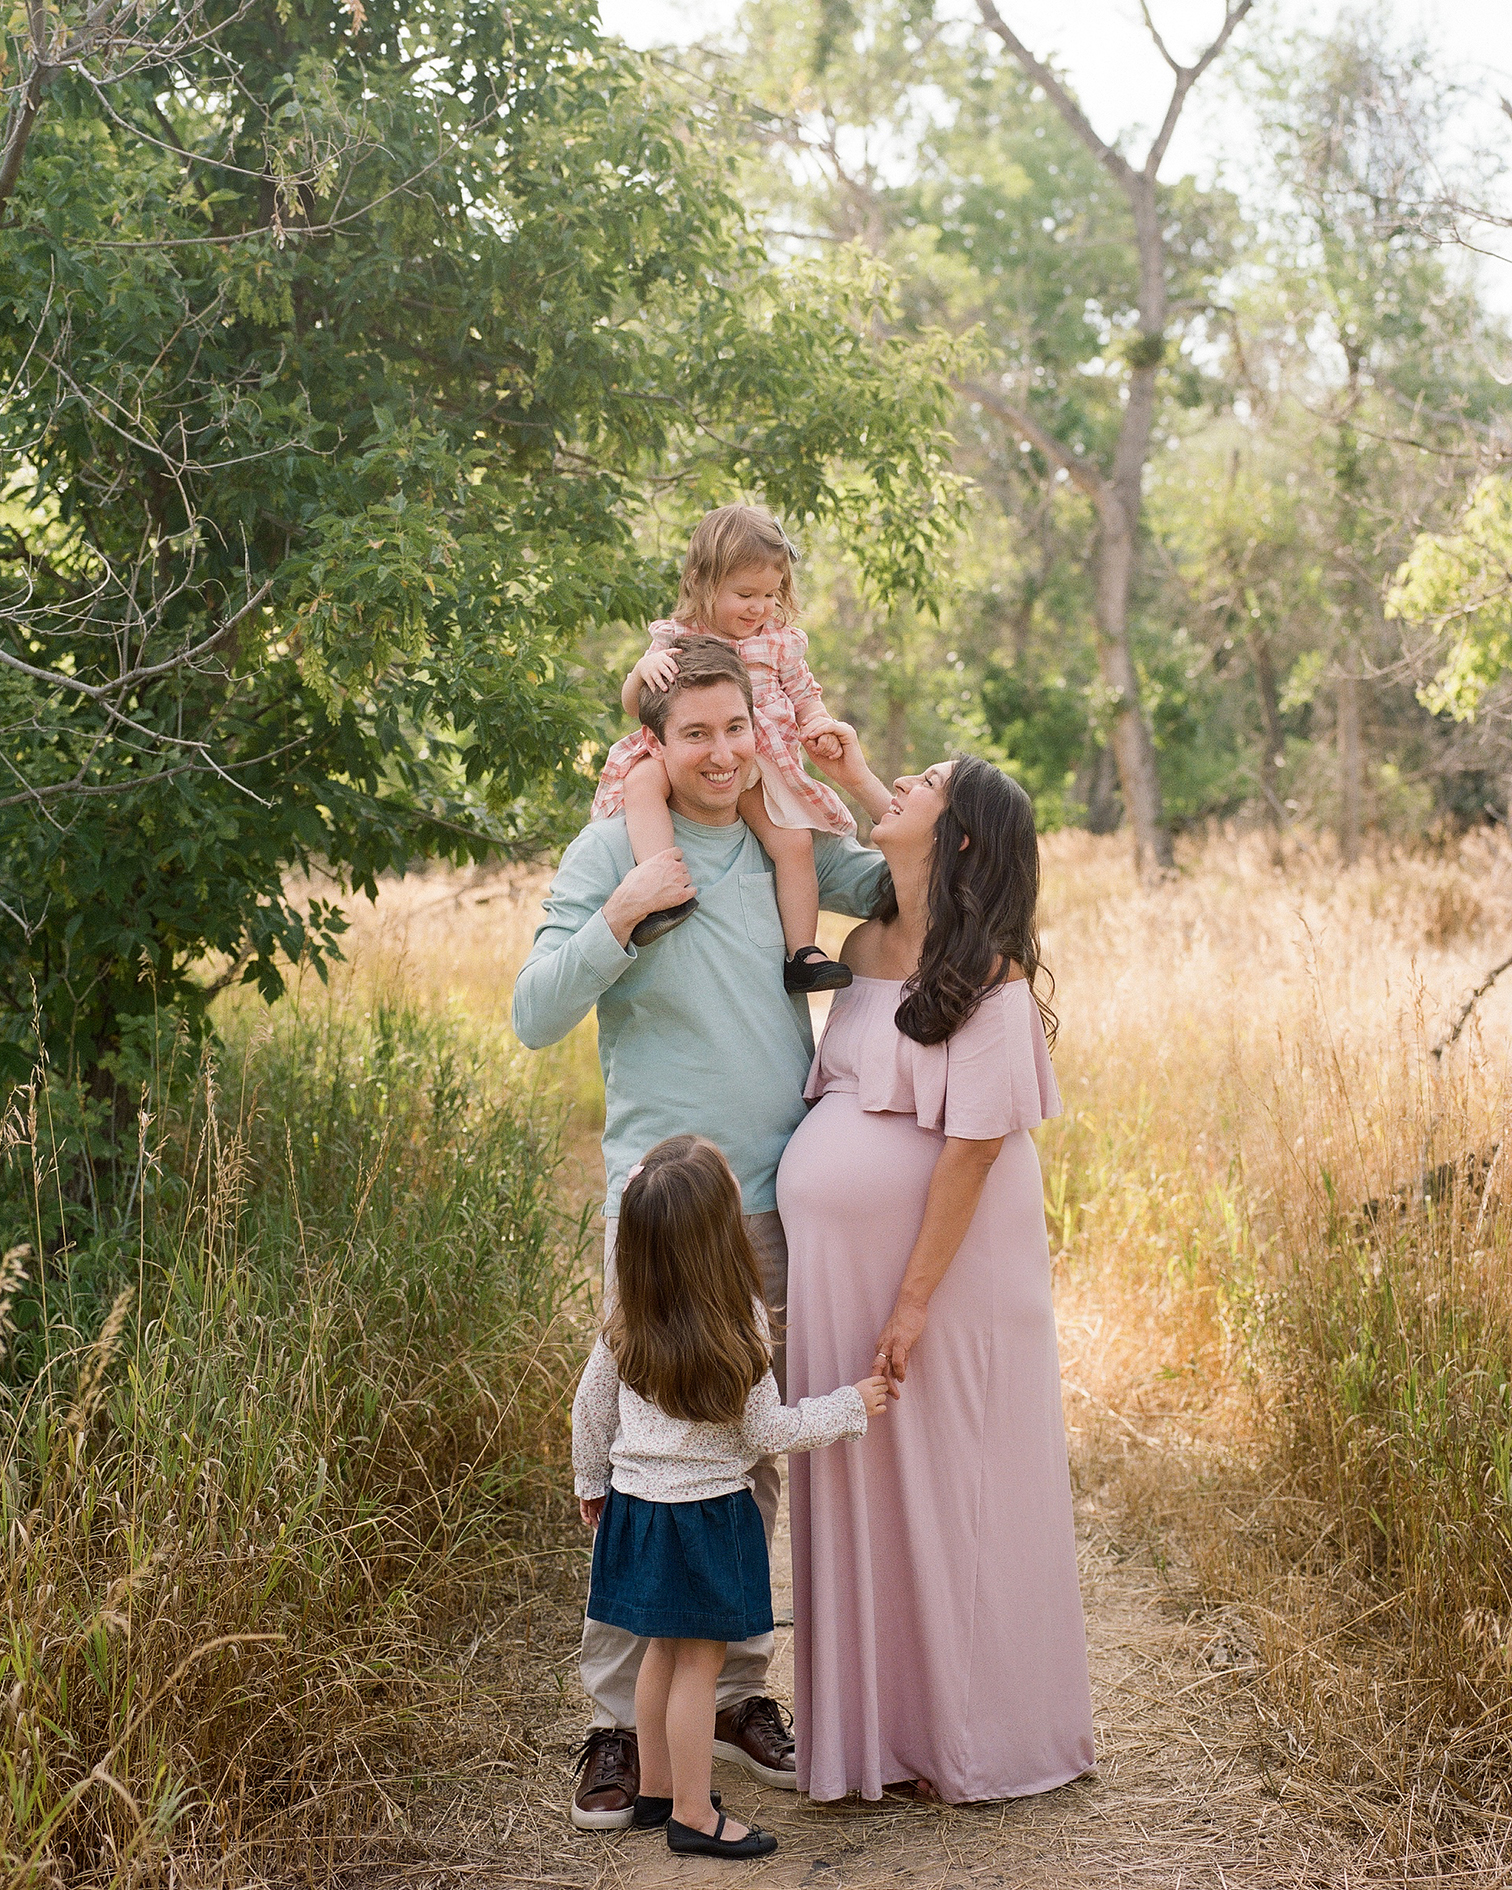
[1389, 478, 1512, 722]
[0, 0, 964, 1098]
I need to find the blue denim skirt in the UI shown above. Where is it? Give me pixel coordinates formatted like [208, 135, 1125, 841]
[587, 1486, 773, 1642]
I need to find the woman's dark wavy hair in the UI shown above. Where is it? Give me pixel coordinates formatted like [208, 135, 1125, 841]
[872, 755, 1057, 1049]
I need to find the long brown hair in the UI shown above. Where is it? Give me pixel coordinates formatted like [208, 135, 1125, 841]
[873, 755, 1058, 1048]
[607, 1136, 771, 1425]
[672, 504, 801, 630]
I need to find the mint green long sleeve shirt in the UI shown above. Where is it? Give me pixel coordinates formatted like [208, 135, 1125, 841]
[510, 811, 886, 1217]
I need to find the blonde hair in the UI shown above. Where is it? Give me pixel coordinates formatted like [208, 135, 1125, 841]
[672, 504, 801, 631]
[607, 1136, 771, 1426]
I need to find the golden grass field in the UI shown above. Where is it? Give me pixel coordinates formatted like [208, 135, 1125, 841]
[330, 825, 1512, 1871]
[5, 825, 1512, 1883]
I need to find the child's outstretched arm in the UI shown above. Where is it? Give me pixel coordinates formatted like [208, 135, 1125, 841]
[777, 638, 843, 761]
[621, 646, 680, 719]
[738, 1368, 888, 1459]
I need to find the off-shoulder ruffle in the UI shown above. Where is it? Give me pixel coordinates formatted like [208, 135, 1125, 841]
[803, 977, 1061, 1138]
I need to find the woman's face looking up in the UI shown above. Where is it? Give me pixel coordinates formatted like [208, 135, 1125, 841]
[872, 761, 954, 854]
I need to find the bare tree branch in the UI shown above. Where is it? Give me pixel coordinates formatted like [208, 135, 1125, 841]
[0, 58, 48, 217]
[1144, 3, 1254, 180]
[197, 938, 255, 999]
[0, 578, 272, 701]
[964, 382, 1110, 506]
[974, 0, 1131, 184]
[1137, 1, 1183, 77]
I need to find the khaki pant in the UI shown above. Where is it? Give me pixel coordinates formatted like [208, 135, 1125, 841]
[579, 1209, 788, 1729]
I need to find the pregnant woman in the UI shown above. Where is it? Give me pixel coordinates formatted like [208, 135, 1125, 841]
[777, 755, 1094, 1805]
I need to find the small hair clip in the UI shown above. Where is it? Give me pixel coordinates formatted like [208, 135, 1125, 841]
[625, 1162, 645, 1182]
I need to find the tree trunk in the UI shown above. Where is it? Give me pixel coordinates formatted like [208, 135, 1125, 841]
[1093, 493, 1174, 876]
[1246, 626, 1286, 852]
[972, 0, 1254, 881]
[1075, 739, 1122, 833]
[1337, 665, 1362, 865]
[878, 690, 909, 795]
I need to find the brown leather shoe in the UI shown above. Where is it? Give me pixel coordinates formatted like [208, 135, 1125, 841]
[712, 1697, 797, 1789]
[570, 1727, 639, 1830]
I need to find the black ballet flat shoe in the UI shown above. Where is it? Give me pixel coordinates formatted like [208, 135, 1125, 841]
[783, 946, 853, 994]
[631, 1790, 720, 1831]
[629, 898, 698, 947]
[666, 1811, 777, 1858]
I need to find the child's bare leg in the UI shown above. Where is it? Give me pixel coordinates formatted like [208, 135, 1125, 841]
[666, 1639, 751, 1838]
[622, 755, 676, 865]
[633, 1640, 676, 1799]
[622, 755, 696, 945]
[739, 788, 819, 956]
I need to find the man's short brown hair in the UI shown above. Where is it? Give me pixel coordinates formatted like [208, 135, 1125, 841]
[639, 634, 754, 742]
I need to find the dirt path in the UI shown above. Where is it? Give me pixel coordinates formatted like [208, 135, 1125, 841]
[389, 1461, 1364, 1890]
[589, 1490, 1328, 1890]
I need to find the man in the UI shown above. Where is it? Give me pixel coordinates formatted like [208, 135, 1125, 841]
[510, 635, 886, 1829]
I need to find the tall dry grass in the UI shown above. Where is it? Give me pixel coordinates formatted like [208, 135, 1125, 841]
[11, 829, 1510, 1881]
[1039, 825, 1512, 1872]
[0, 997, 587, 1886]
[328, 833, 1512, 1870]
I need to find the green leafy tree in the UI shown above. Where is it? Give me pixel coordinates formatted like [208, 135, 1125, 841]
[1389, 476, 1512, 721]
[690, 0, 1249, 867]
[1233, 16, 1512, 853]
[0, 0, 963, 1156]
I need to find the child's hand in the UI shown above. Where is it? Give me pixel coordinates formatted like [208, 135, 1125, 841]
[640, 649, 680, 692]
[854, 1374, 891, 1416]
[801, 718, 844, 764]
[579, 1495, 605, 1530]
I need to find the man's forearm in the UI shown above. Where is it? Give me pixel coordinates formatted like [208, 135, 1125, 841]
[511, 907, 630, 1048]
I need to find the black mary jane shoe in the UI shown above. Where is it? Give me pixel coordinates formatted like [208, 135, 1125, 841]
[629, 897, 698, 947]
[783, 945, 854, 994]
[631, 1790, 720, 1831]
[666, 1811, 778, 1859]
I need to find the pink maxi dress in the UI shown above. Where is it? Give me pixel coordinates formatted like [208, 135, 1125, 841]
[777, 976, 1095, 1804]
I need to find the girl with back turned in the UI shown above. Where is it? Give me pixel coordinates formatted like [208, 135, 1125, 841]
[572, 1135, 891, 1859]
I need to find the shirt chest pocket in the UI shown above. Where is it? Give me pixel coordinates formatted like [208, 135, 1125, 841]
[739, 872, 786, 949]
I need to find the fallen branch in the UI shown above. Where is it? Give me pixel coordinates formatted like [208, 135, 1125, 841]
[1433, 950, 1512, 1059]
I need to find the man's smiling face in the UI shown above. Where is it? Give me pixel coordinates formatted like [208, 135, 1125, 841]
[645, 681, 757, 824]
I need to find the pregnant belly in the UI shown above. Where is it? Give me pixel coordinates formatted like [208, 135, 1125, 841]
[777, 1090, 942, 1242]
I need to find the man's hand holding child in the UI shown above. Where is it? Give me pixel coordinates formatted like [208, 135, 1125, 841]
[603, 847, 697, 947]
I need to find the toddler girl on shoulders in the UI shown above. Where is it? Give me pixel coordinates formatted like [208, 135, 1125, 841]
[591, 503, 860, 994]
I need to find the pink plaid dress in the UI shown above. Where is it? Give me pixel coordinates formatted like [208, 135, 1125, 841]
[592, 619, 856, 836]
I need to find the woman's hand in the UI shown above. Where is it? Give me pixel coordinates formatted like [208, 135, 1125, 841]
[853, 1373, 892, 1416]
[874, 1299, 928, 1391]
[640, 649, 680, 691]
[803, 721, 892, 823]
[579, 1495, 605, 1531]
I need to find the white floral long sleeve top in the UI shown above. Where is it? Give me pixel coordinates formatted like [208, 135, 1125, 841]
[572, 1309, 868, 1504]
